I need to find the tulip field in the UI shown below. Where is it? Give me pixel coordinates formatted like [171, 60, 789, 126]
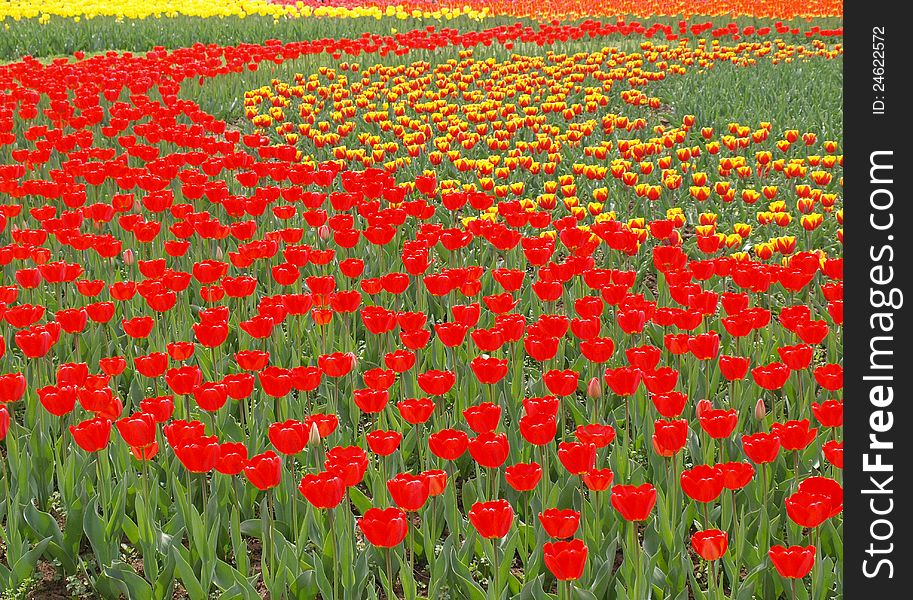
[0, 1, 843, 599]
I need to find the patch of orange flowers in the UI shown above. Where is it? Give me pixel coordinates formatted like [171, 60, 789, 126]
[244, 39, 842, 259]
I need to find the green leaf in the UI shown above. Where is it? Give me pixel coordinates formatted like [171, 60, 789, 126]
[172, 545, 206, 600]
[83, 498, 115, 567]
[24, 504, 76, 574]
[572, 588, 598, 600]
[448, 544, 486, 600]
[102, 562, 153, 600]
[10, 537, 51, 587]
[348, 485, 373, 515]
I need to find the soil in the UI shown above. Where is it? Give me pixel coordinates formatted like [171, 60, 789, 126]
[26, 560, 73, 600]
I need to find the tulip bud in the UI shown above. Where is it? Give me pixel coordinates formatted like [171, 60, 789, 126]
[587, 377, 602, 399]
[318, 224, 331, 240]
[308, 422, 321, 447]
[695, 399, 712, 418]
[754, 398, 767, 421]
[123, 249, 135, 266]
[214, 245, 224, 261]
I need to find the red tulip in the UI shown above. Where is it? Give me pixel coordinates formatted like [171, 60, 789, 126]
[625, 345, 661, 370]
[236, 350, 270, 371]
[216, 442, 248, 475]
[173, 435, 219, 473]
[463, 402, 501, 434]
[192, 382, 228, 412]
[318, 352, 355, 378]
[543, 539, 588, 581]
[769, 545, 816, 579]
[785, 491, 833, 528]
[543, 369, 579, 396]
[603, 366, 642, 396]
[574, 423, 616, 448]
[797, 477, 843, 517]
[519, 412, 557, 446]
[244, 451, 282, 490]
[699, 408, 738, 439]
[385, 350, 416, 373]
[359, 507, 408, 548]
[0, 373, 27, 403]
[468, 499, 514, 539]
[468, 432, 510, 469]
[299, 471, 346, 509]
[165, 366, 202, 396]
[70, 417, 111, 452]
[538, 508, 580, 539]
[470, 356, 508, 385]
[353, 388, 389, 414]
[688, 332, 720, 360]
[305, 413, 339, 438]
[823, 441, 843, 468]
[325, 446, 369, 487]
[115, 412, 156, 448]
[752, 362, 791, 390]
[652, 419, 688, 457]
[269, 420, 307, 455]
[771, 419, 817, 451]
[811, 399, 843, 428]
[582, 468, 614, 492]
[778, 344, 813, 370]
[718, 355, 750, 381]
[557, 441, 597, 475]
[741, 432, 781, 464]
[122, 316, 155, 339]
[387, 473, 430, 511]
[259, 367, 293, 398]
[223, 373, 255, 400]
[505, 462, 542, 492]
[366, 429, 402, 456]
[814, 364, 843, 391]
[692, 529, 728, 561]
[611, 483, 657, 521]
[422, 469, 448, 496]
[580, 337, 615, 363]
[134, 353, 168, 378]
[397, 397, 435, 425]
[718, 461, 755, 490]
[417, 369, 455, 396]
[650, 391, 688, 418]
[428, 429, 469, 461]
[680, 464, 724, 503]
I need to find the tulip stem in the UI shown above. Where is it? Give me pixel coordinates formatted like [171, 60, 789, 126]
[811, 527, 820, 600]
[710, 560, 720, 600]
[624, 397, 631, 448]
[290, 458, 299, 548]
[328, 507, 338, 600]
[385, 548, 397, 600]
[96, 451, 107, 524]
[200, 473, 208, 517]
[409, 523, 415, 588]
[491, 537, 500, 598]
[793, 451, 800, 492]
[629, 522, 642, 600]
[593, 490, 601, 545]
[541, 444, 551, 506]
